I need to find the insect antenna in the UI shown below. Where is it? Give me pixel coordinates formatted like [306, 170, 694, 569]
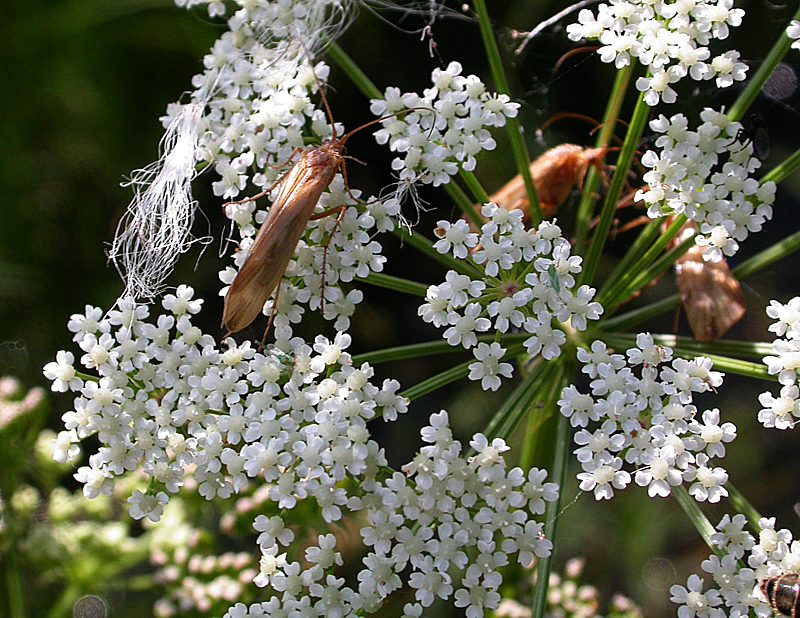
[340, 107, 436, 146]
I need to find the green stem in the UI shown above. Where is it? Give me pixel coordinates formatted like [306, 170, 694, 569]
[726, 482, 762, 531]
[604, 231, 695, 316]
[600, 218, 662, 297]
[399, 342, 525, 401]
[590, 332, 772, 359]
[458, 168, 491, 205]
[356, 272, 428, 297]
[599, 214, 686, 308]
[599, 294, 679, 332]
[580, 87, 651, 286]
[574, 65, 635, 252]
[446, 181, 484, 230]
[4, 550, 25, 618]
[327, 43, 383, 100]
[603, 224, 800, 332]
[530, 391, 571, 618]
[673, 485, 717, 551]
[46, 583, 81, 618]
[353, 333, 529, 366]
[727, 5, 800, 122]
[484, 359, 556, 442]
[732, 227, 800, 280]
[391, 225, 482, 277]
[762, 147, 800, 185]
[595, 333, 772, 380]
[472, 0, 541, 223]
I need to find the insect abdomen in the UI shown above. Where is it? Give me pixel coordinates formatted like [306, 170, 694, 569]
[762, 573, 800, 617]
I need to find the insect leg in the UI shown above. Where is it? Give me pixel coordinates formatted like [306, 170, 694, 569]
[260, 282, 282, 352]
[309, 205, 348, 312]
[222, 147, 305, 210]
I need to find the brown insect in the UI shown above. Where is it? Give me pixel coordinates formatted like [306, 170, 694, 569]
[762, 573, 800, 617]
[485, 144, 607, 222]
[221, 89, 425, 339]
[221, 138, 347, 338]
[671, 220, 746, 342]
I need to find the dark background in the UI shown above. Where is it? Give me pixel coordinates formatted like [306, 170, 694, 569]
[2, 0, 800, 615]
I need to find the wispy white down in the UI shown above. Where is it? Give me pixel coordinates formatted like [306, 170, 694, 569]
[109, 103, 205, 300]
[110, 0, 355, 301]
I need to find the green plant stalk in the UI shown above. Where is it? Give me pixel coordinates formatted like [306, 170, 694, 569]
[520, 357, 570, 471]
[580, 88, 651, 286]
[357, 272, 428, 297]
[4, 549, 25, 618]
[762, 147, 800, 185]
[595, 333, 772, 380]
[599, 293, 679, 332]
[574, 65, 635, 251]
[601, 218, 663, 296]
[673, 485, 717, 550]
[46, 582, 81, 618]
[327, 43, 383, 100]
[726, 482, 763, 531]
[446, 180, 484, 229]
[589, 332, 772, 359]
[734, 227, 800, 279]
[604, 225, 800, 331]
[599, 214, 687, 307]
[727, 5, 800, 122]
[530, 391, 571, 618]
[472, 0, 541, 223]
[603, 231, 695, 316]
[353, 333, 529, 365]
[400, 343, 525, 401]
[392, 225, 482, 277]
[458, 167, 491, 205]
[484, 359, 557, 442]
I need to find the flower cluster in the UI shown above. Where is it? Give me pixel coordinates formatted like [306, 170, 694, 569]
[43, 286, 407, 521]
[559, 334, 734, 502]
[220, 180, 399, 337]
[149, 500, 260, 617]
[758, 297, 800, 429]
[45, 289, 562, 617]
[566, 0, 747, 105]
[635, 108, 776, 262]
[788, 19, 800, 49]
[370, 62, 520, 201]
[0, 376, 45, 430]
[420, 204, 603, 390]
[227, 411, 559, 618]
[670, 513, 800, 617]
[112, 0, 353, 299]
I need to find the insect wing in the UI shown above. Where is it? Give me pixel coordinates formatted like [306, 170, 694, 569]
[221, 154, 330, 335]
[672, 221, 745, 342]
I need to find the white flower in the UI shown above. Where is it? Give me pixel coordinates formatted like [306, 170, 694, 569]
[43, 351, 82, 392]
[670, 574, 722, 617]
[420, 209, 602, 388]
[468, 343, 513, 391]
[372, 63, 519, 199]
[128, 490, 169, 522]
[789, 20, 800, 49]
[636, 108, 775, 260]
[566, 0, 747, 105]
[433, 219, 478, 258]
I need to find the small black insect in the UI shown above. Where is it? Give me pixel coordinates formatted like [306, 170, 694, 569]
[731, 114, 771, 162]
[762, 573, 800, 617]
